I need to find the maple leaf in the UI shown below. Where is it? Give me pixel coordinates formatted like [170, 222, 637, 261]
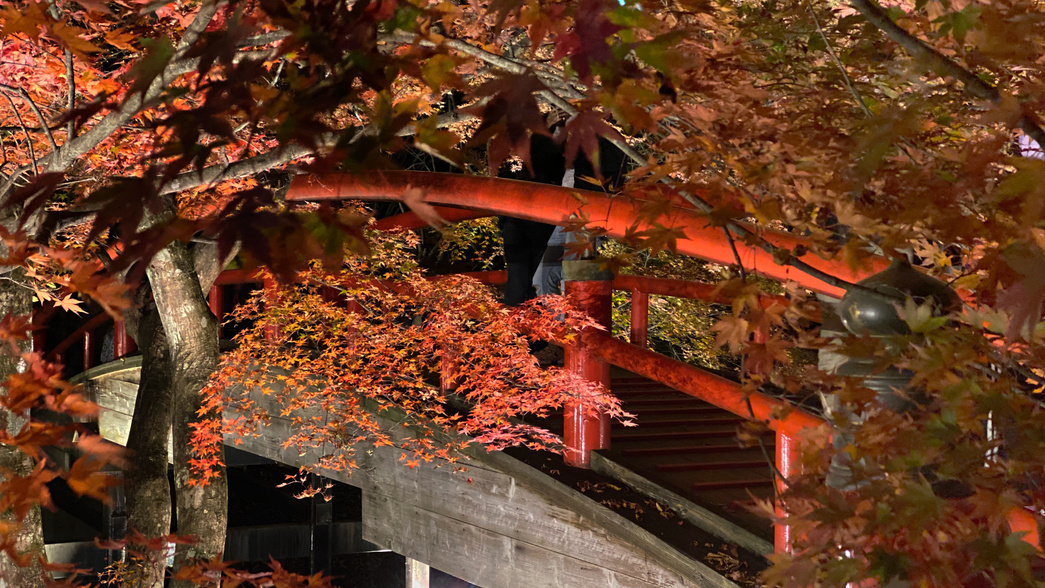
[401, 186, 446, 229]
[711, 316, 749, 354]
[552, 0, 622, 82]
[0, 460, 56, 520]
[47, 21, 101, 58]
[0, 1, 49, 41]
[53, 295, 85, 315]
[66, 455, 119, 502]
[557, 112, 626, 177]
[467, 72, 550, 174]
[76, 434, 126, 467]
[997, 241, 1045, 342]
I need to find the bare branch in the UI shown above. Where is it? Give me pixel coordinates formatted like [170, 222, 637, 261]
[382, 31, 587, 100]
[0, 85, 58, 152]
[849, 0, 1045, 147]
[0, 125, 63, 134]
[810, 7, 873, 119]
[0, 167, 31, 203]
[65, 49, 74, 140]
[161, 107, 480, 195]
[1, 92, 39, 175]
[43, 0, 76, 141]
[161, 143, 314, 195]
[242, 31, 290, 48]
[723, 227, 747, 280]
[192, 240, 240, 292]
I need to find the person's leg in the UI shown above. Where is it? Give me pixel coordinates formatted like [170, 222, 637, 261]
[500, 217, 533, 306]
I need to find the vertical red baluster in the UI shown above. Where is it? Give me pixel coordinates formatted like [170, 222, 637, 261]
[114, 320, 136, 359]
[630, 288, 648, 349]
[320, 286, 339, 305]
[208, 285, 224, 339]
[82, 330, 95, 371]
[562, 259, 613, 469]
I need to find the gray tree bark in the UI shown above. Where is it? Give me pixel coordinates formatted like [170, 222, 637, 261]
[121, 299, 174, 588]
[0, 275, 46, 588]
[145, 233, 225, 588]
[121, 218, 236, 587]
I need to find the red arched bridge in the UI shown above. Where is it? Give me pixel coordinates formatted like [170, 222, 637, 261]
[40, 172, 1040, 587]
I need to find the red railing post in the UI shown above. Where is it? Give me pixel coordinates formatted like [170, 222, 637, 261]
[208, 285, 224, 339]
[82, 330, 95, 371]
[630, 288, 648, 349]
[114, 320, 136, 359]
[751, 323, 799, 551]
[562, 259, 613, 469]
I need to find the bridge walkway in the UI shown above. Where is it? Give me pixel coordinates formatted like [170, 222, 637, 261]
[76, 354, 773, 588]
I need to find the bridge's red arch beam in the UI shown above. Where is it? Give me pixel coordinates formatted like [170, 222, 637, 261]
[373, 207, 488, 231]
[287, 172, 889, 298]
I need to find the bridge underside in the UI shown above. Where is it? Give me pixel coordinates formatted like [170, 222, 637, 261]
[80, 360, 743, 588]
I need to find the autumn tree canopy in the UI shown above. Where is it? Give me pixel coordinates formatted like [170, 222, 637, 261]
[3, 0, 1045, 585]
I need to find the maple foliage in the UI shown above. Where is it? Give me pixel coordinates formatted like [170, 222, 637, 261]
[0, 239, 127, 584]
[3, 0, 1045, 584]
[191, 230, 629, 481]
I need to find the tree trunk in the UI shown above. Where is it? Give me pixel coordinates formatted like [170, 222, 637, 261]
[121, 302, 174, 588]
[0, 275, 47, 588]
[145, 239, 225, 588]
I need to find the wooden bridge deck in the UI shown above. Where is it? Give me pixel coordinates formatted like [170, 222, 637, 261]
[602, 377, 775, 546]
[77, 358, 773, 588]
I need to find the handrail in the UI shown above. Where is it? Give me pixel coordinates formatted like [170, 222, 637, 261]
[587, 330, 824, 436]
[45, 312, 111, 362]
[613, 274, 791, 309]
[287, 171, 892, 297]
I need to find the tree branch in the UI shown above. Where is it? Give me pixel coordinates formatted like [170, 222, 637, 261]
[849, 0, 1045, 147]
[0, 1, 222, 206]
[46, 0, 75, 142]
[160, 143, 314, 195]
[0, 93, 38, 175]
[65, 49, 74, 141]
[160, 107, 480, 196]
[382, 32, 586, 100]
[810, 7, 872, 119]
[0, 85, 58, 152]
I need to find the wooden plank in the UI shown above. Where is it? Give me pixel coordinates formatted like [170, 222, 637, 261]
[71, 355, 143, 385]
[591, 451, 773, 556]
[365, 491, 700, 588]
[236, 410, 738, 588]
[98, 409, 131, 447]
[372, 450, 662, 579]
[92, 378, 138, 416]
[92, 378, 174, 462]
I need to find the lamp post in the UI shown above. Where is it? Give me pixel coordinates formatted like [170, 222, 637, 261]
[825, 258, 961, 488]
